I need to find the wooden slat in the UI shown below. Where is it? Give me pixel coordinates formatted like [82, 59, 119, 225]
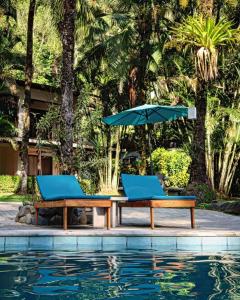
[34, 199, 112, 230]
[35, 199, 112, 209]
[61, 199, 112, 208]
[118, 199, 196, 230]
[150, 207, 154, 229]
[119, 206, 122, 224]
[190, 207, 195, 228]
[35, 200, 65, 208]
[150, 200, 195, 208]
[63, 207, 67, 230]
[119, 201, 151, 208]
[107, 207, 111, 230]
[119, 200, 195, 208]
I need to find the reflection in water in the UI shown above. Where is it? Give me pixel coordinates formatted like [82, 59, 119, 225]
[0, 250, 239, 299]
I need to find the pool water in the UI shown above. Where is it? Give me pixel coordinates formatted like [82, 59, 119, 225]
[0, 250, 239, 300]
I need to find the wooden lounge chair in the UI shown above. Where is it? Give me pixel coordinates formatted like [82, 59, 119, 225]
[35, 175, 112, 230]
[119, 174, 196, 229]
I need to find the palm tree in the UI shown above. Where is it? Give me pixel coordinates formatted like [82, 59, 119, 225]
[58, 0, 76, 174]
[198, 0, 213, 16]
[18, 0, 36, 194]
[172, 16, 239, 185]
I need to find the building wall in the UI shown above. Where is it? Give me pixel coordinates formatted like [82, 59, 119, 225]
[0, 81, 61, 176]
[0, 143, 58, 176]
[0, 144, 18, 175]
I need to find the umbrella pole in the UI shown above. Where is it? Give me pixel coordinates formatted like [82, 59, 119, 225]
[147, 125, 154, 175]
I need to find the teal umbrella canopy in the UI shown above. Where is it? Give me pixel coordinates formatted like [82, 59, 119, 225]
[103, 104, 189, 126]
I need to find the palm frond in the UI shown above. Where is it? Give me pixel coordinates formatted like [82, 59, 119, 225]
[172, 15, 239, 81]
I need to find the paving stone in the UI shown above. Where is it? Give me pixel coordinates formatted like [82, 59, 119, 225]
[0, 202, 240, 237]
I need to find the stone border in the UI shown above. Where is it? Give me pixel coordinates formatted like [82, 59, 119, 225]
[1, 235, 240, 252]
[1, 227, 240, 237]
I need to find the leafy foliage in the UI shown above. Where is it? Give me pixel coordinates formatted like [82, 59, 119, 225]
[152, 147, 191, 187]
[0, 175, 38, 194]
[172, 15, 239, 81]
[0, 175, 20, 193]
[1, 0, 240, 197]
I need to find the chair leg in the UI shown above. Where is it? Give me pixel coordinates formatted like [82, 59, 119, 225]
[35, 207, 38, 225]
[190, 207, 195, 228]
[107, 207, 111, 230]
[119, 206, 122, 225]
[150, 207, 154, 229]
[63, 207, 68, 230]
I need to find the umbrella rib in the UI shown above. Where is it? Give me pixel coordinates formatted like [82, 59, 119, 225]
[150, 107, 187, 122]
[134, 113, 144, 125]
[150, 108, 169, 122]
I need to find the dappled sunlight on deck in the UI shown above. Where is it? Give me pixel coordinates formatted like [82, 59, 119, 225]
[0, 203, 240, 237]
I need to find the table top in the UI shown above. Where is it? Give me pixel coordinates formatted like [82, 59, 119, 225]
[110, 197, 128, 201]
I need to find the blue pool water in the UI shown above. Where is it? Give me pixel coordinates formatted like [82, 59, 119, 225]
[0, 250, 239, 299]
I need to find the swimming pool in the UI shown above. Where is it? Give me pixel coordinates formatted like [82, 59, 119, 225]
[0, 250, 239, 299]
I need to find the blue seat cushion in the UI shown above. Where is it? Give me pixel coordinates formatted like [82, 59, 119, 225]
[122, 174, 165, 199]
[36, 175, 110, 201]
[121, 174, 195, 201]
[126, 196, 154, 201]
[127, 195, 196, 201]
[73, 195, 111, 200]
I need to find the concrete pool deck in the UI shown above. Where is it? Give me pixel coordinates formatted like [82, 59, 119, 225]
[1, 202, 240, 237]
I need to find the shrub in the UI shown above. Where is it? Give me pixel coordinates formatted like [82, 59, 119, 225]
[187, 182, 216, 204]
[0, 175, 38, 194]
[0, 176, 20, 193]
[79, 178, 96, 194]
[27, 176, 38, 194]
[152, 147, 191, 188]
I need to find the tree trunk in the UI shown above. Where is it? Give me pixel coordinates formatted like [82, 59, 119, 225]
[59, 0, 76, 174]
[19, 0, 36, 194]
[127, 3, 152, 175]
[112, 127, 121, 190]
[198, 0, 213, 17]
[107, 130, 112, 189]
[206, 129, 214, 189]
[218, 124, 240, 195]
[188, 0, 214, 186]
[189, 79, 209, 183]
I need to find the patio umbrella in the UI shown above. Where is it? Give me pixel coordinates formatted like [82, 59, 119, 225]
[103, 104, 195, 174]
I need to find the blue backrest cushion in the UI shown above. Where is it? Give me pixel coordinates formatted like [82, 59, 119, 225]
[121, 174, 165, 200]
[36, 175, 86, 201]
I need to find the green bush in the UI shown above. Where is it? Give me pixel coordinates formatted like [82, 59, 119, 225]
[0, 175, 38, 194]
[0, 176, 20, 193]
[27, 176, 38, 194]
[79, 178, 96, 194]
[152, 147, 191, 188]
[187, 182, 216, 204]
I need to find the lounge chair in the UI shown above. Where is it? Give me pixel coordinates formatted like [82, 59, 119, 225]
[119, 174, 196, 229]
[35, 175, 112, 230]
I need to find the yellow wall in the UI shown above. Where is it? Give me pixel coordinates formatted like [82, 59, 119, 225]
[0, 144, 18, 175]
[0, 143, 59, 175]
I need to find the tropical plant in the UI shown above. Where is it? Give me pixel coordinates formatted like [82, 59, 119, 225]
[18, 0, 36, 194]
[172, 15, 239, 185]
[0, 0, 23, 78]
[0, 116, 18, 150]
[152, 147, 191, 188]
[173, 16, 238, 81]
[57, 0, 76, 174]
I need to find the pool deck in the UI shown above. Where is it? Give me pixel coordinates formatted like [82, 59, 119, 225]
[1, 202, 240, 237]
